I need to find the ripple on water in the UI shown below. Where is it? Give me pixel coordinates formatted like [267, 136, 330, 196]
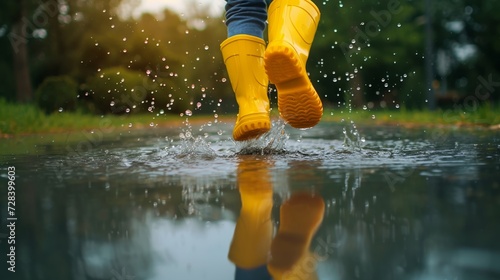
[32, 120, 492, 183]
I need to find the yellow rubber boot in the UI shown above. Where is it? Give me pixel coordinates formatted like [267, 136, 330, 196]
[265, 0, 323, 129]
[228, 158, 274, 269]
[221, 35, 271, 141]
[267, 192, 325, 279]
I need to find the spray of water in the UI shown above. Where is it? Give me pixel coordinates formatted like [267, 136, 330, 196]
[235, 119, 289, 155]
[342, 120, 366, 151]
[165, 117, 290, 157]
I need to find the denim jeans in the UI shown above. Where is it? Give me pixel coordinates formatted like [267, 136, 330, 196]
[224, 0, 272, 39]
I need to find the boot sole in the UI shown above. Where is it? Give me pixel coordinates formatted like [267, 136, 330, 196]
[233, 112, 271, 141]
[265, 43, 323, 129]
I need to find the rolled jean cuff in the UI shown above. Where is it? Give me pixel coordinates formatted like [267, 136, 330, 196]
[225, 0, 269, 38]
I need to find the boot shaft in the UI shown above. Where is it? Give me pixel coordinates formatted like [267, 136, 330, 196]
[220, 35, 269, 95]
[267, 0, 321, 66]
[220, 35, 271, 140]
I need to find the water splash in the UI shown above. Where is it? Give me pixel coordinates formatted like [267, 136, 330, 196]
[235, 119, 289, 155]
[177, 133, 216, 159]
[342, 120, 365, 151]
[168, 118, 216, 159]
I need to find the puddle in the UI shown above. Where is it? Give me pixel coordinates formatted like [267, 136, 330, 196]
[0, 121, 499, 279]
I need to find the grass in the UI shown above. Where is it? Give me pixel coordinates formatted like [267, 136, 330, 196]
[0, 98, 203, 136]
[1, 99, 499, 137]
[323, 103, 500, 128]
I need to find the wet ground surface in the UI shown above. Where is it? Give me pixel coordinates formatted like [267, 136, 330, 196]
[0, 120, 499, 280]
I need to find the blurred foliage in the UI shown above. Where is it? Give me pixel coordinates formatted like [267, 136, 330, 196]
[0, 0, 229, 115]
[0, 0, 498, 115]
[35, 75, 78, 114]
[309, 0, 500, 110]
[86, 67, 147, 114]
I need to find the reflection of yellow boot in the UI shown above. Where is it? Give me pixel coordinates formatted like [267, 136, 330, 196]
[221, 35, 271, 141]
[265, 0, 323, 129]
[268, 192, 325, 280]
[228, 158, 273, 269]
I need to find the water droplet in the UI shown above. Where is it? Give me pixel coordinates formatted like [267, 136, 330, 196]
[58, 107, 63, 112]
[185, 110, 193, 116]
[204, 45, 209, 50]
[110, 101, 115, 106]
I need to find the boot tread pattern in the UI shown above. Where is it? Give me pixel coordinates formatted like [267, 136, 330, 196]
[265, 44, 323, 128]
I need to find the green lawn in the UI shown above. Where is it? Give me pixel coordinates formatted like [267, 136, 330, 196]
[1, 99, 499, 137]
[0, 98, 192, 136]
[323, 103, 500, 128]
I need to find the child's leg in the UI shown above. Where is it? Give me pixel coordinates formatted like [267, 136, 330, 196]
[225, 0, 269, 38]
[265, 0, 323, 129]
[221, 0, 272, 141]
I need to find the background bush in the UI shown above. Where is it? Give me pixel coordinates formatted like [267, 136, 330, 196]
[35, 75, 78, 114]
[147, 78, 193, 115]
[86, 67, 148, 114]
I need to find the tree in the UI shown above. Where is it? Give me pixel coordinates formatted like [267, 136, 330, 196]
[3, 0, 34, 102]
[309, 0, 425, 109]
[432, 0, 500, 103]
